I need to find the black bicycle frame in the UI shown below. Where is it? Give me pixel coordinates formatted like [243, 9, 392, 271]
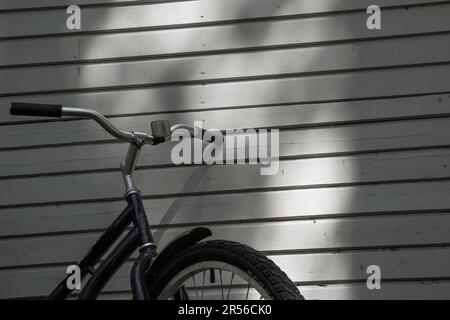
[49, 142, 160, 300]
[48, 191, 212, 300]
[48, 192, 155, 300]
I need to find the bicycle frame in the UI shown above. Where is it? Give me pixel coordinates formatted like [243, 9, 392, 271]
[47, 142, 211, 300]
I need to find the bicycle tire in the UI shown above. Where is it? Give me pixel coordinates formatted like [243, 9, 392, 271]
[147, 240, 304, 300]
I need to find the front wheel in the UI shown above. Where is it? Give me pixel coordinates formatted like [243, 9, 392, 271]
[147, 240, 303, 300]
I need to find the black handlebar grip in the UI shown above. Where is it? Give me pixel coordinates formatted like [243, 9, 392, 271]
[10, 102, 62, 117]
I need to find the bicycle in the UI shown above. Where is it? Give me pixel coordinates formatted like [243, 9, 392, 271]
[10, 102, 303, 300]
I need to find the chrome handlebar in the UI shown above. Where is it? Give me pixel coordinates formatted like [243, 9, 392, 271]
[61, 107, 201, 145]
[10, 103, 203, 145]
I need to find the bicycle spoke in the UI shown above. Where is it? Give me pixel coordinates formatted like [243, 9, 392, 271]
[192, 275, 199, 300]
[179, 287, 184, 300]
[201, 270, 206, 300]
[219, 270, 224, 299]
[226, 272, 235, 300]
[245, 282, 251, 300]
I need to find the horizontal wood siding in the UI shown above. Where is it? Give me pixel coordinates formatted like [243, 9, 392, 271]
[0, 0, 449, 299]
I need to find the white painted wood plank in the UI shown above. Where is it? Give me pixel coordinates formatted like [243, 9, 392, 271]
[2, 117, 450, 177]
[1, 4, 450, 66]
[3, 34, 450, 95]
[2, 65, 450, 126]
[1, 1, 448, 38]
[1, 212, 450, 267]
[1, 148, 450, 207]
[0, 0, 172, 11]
[301, 281, 450, 300]
[97, 292, 132, 300]
[1, 247, 449, 299]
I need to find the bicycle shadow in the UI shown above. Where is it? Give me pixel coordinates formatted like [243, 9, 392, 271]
[151, 164, 210, 244]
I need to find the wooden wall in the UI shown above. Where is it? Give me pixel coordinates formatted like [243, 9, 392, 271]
[1, 0, 450, 299]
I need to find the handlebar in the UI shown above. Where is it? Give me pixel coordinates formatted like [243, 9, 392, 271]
[10, 102, 205, 145]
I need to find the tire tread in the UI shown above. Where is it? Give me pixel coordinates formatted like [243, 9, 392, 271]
[148, 239, 304, 300]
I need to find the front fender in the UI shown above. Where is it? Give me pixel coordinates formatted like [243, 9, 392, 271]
[146, 227, 212, 281]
